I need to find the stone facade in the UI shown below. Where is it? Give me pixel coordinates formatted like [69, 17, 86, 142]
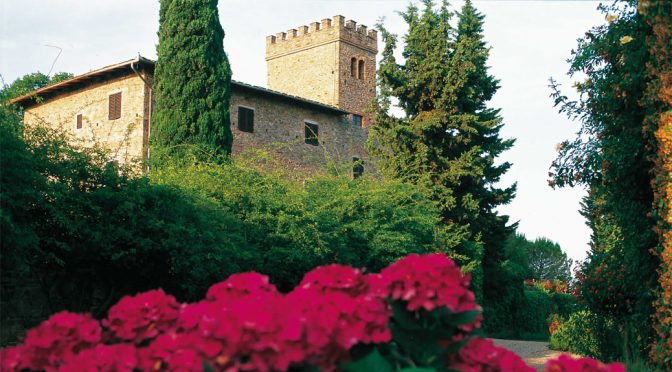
[18, 67, 368, 177]
[266, 16, 377, 126]
[22, 73, 149, 166]
[231, 82, 367, 175]
[16, 15, 377, 176]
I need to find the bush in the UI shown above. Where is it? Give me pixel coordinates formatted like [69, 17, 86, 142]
[150, 154, 456, 291]
[519, 288, 553, 334]
[0, 253, 625, 372]
[0, 113, 249, 319]
[1, 120, 456, 344]
[549, 310, 623, 362]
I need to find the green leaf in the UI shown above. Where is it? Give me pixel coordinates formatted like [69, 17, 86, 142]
[446, 310, 481, 327]
[203, 360, 214, 372]
[342, 349, 394, 372]
[399, 368, 439, 372]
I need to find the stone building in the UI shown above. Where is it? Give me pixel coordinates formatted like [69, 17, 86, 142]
[11, 15, 377, 176]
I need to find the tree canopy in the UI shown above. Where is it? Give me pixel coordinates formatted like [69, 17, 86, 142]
[369, 0, 515, 304]
[152, 0, 233, 159]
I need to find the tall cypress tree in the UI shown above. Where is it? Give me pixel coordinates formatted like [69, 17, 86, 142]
[369, 0, 515, 301]
[153, 0, 233, 158]
[454, 0, 517, 322]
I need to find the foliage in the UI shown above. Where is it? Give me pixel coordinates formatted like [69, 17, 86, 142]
[638, 0, 672, 365]
[505, 233, 571, 282]
[0, 253, 624, 372]
[549, 311, 623, 363]
[369, 0, 515, 307]
[527, 238, 572, 282]
[0, 109, 248, 317]
[152, 0, 233, 158]
[1, 109, 453, 344]
[548, 0, 662, 362]
[150, 154, 453, 291]
[0, 72, 73, 104]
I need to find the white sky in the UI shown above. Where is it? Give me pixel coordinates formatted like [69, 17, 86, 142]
[0, 0, 606, 262]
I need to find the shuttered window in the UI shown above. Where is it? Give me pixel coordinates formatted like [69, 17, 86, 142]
[108, 92, 122, 120]
[76, 114, 82, 129]
[238, 106, 254, 133]
[352, 114, 362, 127]
[305, 122, 319, 146]
[353, 157, 364, 179]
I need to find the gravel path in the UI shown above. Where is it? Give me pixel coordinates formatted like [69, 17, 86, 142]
[491, 338, 573, 370]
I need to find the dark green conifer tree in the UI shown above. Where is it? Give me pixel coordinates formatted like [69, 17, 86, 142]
[369, 0, 515, 301]
[153, 0, 232, 158]
[454, 0, 517, 325]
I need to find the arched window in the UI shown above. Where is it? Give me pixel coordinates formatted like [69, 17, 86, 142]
[358, 60, 365, 80]
[350, 57, 357, 77]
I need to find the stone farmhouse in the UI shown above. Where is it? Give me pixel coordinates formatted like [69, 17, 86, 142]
[11, 16, 377, 177]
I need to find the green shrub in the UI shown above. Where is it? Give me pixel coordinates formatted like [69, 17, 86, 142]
[150, 154, 456, 291]
[549, 310, 622, 362]
[519, 288, 553, 334]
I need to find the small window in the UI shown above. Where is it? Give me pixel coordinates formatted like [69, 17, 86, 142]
[351, 57, 357, 77]
[238, 106, 254, 133]
[358, 60, 365, 80]
[305, 122, 319, 146]
[108, 92, 122, 120]
[352, 114, 362, 127]
[76, 114, 82, 129]
[353, 157, 364, 179]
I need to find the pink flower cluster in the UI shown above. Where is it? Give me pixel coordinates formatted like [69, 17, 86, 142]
[0, 254, 626, 372]
[544, 354, 626, 372]
[449, 337, 534, 372]
[1, 312, 101, 371]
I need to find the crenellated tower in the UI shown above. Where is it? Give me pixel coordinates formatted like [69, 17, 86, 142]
[266, 15, 378, 126]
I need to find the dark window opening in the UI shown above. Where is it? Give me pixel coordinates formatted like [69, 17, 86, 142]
[108, 92, 122, 120]
[353, 157, 364, 178]
[352, 114, 362, 127]
[351, 57, 357, 77]
[238, 106, 254, 133]
[358, 60, 365, 80]
[76, 114, 82, 129]
[305, 122, 319, 146]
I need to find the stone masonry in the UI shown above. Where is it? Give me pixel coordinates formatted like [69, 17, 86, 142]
[22, 74, 149, 166]
[231, 82, 367, 175]
[266, 16, 377, 126]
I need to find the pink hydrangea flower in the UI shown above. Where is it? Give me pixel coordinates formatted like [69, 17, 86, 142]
[58, 343, 137, 372]
[18, 312, 101, 371]
[103, 289, 181, 343]
[206, 272, 278, 303]
[0, 345, 24, 371]
[449, 337, 534, 372]
[544, 354, 626, 372]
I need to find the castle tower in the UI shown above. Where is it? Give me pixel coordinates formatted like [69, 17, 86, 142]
[266, 16, 378, 126]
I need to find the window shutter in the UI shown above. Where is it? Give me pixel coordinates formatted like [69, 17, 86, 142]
[109, 92, 122, 120]
[353, 157, 364, 178]
[305, 122, 319, 146]
[76, 114, 82, 129]
[238, 106, 254, 133]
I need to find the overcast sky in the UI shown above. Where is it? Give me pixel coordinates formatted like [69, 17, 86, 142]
[1, 0, 607, 262]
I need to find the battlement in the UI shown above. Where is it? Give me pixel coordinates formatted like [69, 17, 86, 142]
[266, 15, 377, 60]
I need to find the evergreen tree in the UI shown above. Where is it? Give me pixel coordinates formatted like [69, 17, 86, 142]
[369, 0, 515, 301]
[454, 0, 517, 323]
[153, 0, 233, 158]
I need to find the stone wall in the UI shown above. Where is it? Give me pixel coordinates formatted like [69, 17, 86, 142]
[266, 15, 377, 125]
[23, 74, 148, 166]
[230, 86, 368, 177]
[337, 41, 376, 125]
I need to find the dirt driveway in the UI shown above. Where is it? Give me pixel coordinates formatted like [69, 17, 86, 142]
[491, 338, 573, 370]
